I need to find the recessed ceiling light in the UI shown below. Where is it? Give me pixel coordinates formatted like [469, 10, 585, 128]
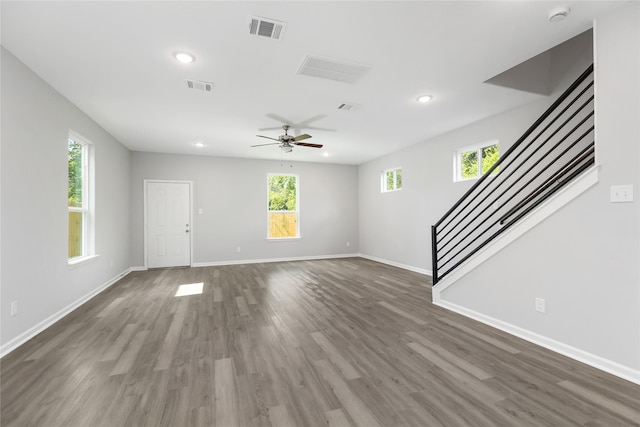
[323, 152, 330, 157]
[193, 141, 205, 148]
[174, 51, 195, 64]
[548, 6, 570, 22]
[417, 95, 434, 103]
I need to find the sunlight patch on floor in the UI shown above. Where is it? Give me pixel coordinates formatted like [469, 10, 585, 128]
[175, 282, 204, 297]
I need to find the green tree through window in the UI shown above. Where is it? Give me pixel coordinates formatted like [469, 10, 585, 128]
[382, 168, 402, 192]
[481, 144, 500, 174]
[457, 143, 499, 181]
[268, 174, 298, 238]
[68, 139, 83, 207]
[68, 137, 91, 260]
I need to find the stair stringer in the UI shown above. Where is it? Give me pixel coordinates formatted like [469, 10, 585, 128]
[432, 165, 599, 303]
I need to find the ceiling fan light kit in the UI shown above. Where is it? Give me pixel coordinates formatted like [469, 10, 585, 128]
[252, 125, 323, 151]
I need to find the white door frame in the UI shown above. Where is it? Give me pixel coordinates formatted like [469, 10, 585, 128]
[143, 179, 194, 269]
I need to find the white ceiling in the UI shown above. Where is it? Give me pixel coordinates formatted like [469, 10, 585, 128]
[0, 1, 625, 165]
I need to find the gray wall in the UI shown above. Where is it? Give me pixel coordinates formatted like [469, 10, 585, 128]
[129, 152, 359, 267]
[358, 99, 553, 272]
[1, 48, 131, 349]
[359, 3, 639, 373]
[441, 2, 639, 371]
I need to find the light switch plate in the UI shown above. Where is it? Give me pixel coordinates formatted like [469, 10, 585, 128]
[610, 185, 633, 203]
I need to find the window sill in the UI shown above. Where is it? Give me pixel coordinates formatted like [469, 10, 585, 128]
[266, 237, 301, 242]
[454, 174, 498, 183]
[68, 254, 100, 269]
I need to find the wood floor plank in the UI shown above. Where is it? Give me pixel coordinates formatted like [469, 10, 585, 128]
[310, 331, 361, 380]
[109, 330, 150, 376]
[23, 322, 85, 361]
[559, 379, 640, 424]
[153, 297, 189, 371]
[1, 258, 638, 427]
[406, 330, 493, 380]
[378, 301, 427, 325]
[438, 316, 521, 354]
[313, 359, 383, 427]
[268, 405, 296, 427]
[215, 357, 239, 427]
[407, 341, 504, 403]
[99, 323, 139, 362]
[326, 408, 353, 427]
[236, 295, 251, 316]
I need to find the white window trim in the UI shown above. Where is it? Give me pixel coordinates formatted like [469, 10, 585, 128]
[381, 167, 402, 193]
[68, 254, 100, 269]
[267, 173, 300, 240]
[68, 132, 95, 264]
[453, 140, 499, 182]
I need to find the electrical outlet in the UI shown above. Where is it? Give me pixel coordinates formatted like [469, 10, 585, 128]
[346, 241, 350, 247]
[236, 247, 241, 253]
[535, 297, 546, 314]
[10, 301, 18, 317]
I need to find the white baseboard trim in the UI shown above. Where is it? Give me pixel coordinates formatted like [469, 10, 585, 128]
[192, 253, 359, 268]
[358, 254, 432, 276]
[0, 267, 134, 358]
[434, 298, 640, 385]
[129, 266, 147, 272]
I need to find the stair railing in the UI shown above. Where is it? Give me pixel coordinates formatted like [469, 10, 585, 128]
[431, 65, 595, 285]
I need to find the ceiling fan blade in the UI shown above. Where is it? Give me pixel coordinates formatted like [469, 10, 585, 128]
[256, 135, 280, 141]
[251, 142, 281, 147]
[293, 133, 312, 142]
[294, 142, 323, 148]
[265, 113, 292, 125]
[297, 114, 327, 127]
[304, 126, 337, 132]
[258, 126, 285, 131]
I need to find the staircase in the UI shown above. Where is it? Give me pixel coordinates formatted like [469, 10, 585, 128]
[431, 65, 595, 286]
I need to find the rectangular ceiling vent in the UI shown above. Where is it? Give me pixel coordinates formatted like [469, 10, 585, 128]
[249, 16, 286, 40]
[297, 55, 370, 84]
[185, 79, 214, 92]
[337, 103, 360, 111]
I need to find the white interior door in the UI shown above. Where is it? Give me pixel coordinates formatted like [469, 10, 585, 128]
[146, 181, 191, 268]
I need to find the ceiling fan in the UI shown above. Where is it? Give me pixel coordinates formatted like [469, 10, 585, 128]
[252, 125, 323, 152]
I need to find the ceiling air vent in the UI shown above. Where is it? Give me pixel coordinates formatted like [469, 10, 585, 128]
[185, 79, 214, 92]
[298, 55, 370, 84]
[249, 16, 286, 40]
[337, 103, 359, 111]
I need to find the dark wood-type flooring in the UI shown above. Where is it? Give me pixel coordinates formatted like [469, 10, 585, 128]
[1, 258, 639, 426]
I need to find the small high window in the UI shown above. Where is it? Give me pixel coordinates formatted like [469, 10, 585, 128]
[68, 135, 93, 261]
[381, 168, 402, 192]
[455, 142, 499, 181]
[267, 174, 299, 239]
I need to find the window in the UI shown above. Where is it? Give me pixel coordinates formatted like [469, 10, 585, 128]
[267, 174, 299, 239]
[68, 135, 93, 261]
[381, 168, 402, 192]
[455, 142, 499, 181]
